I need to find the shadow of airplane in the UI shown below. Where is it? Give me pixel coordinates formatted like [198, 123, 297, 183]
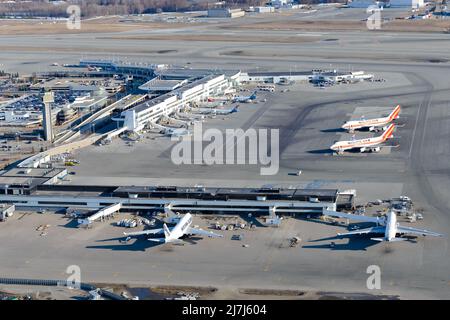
[86, 238, 160, 252]
[320, 128, 346, 133]
[240, 214, 267, 228]
[308, 149, 335, 155]
[304, 232, 419, 251]
[87, 235, 203, 252]
[302, 236, 380, 251]
[59, 219, 80, 229]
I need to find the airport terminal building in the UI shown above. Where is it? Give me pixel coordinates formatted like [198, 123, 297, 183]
[121, 72, 240, 131]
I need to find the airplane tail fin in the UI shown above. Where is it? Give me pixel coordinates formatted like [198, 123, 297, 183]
[163, 223, 171, 239]
[388, 105, 401, 120]
[164, 206, 176, 218]
[381, 123, 395, 140]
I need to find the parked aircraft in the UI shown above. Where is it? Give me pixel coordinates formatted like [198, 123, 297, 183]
[323, 210, 443, 242]
[123, 213, 223, 243]
[232, 91, 257, 103]
[342, 105, 401, 132]
[150, 121, 191, 137]
[330, 124, 395, 154]
[87, 65, 102, 72]
[194, 105, 238, 115]
[162, 127, 191, 137]
[207, 96, 230, 102]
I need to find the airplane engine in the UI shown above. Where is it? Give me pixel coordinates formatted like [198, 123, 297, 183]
[360, 147, 367, 153]
[372, 147, 381, 153]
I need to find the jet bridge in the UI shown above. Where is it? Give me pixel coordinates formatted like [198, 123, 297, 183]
[147, 121, 174, 133]
[77, 203, 121, 226]
[160, 114, 191, 127]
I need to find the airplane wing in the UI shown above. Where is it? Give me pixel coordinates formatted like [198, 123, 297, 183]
[338, 226, 386, 236]
[396, 225, 443, 237]
[187, 227, 223, 238]
[148, 238, 166, 243]
[123, 228, 164, 237]
[323, 210, 384, 224]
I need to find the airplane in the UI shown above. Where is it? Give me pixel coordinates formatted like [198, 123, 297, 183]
[122, 212, 223, 244]
[342, 105, 401, 132]
[161, 127, 191, 137]
[322, 209, 443, 242]
[87, 65, 102, 72]
[150, 121, 190, 137]
[330, 123, 395, 154]
[194, 105, 238, 115]
[232, 91, 257, 103]
[207, 96, 229, 102]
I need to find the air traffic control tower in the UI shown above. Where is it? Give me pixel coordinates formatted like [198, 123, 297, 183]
[42, 91, 54, 142]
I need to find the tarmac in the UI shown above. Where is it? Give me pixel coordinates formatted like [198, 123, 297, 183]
[0, 6, 450, 299]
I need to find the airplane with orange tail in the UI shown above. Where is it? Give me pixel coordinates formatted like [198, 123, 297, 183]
[342, 105, 401, 132]
[330, 123, 396, 154]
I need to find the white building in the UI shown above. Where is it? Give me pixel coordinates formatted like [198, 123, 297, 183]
[348, 0, 425, 8]
[122, 73, 238, 131]
[239, 70, 373, 84]
[208, 8, 246, 18]
[4, 110, 31, 122]
[239, 71, 311, 84]
[271, 0, 293, 8]
[310, 70, 373, 83]
[255, 6, 275, 13]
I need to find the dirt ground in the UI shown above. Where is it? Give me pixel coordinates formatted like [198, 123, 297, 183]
[0, 18, 200, 35]
[101, 284, 400, 300]
[1, 15, 450, 36]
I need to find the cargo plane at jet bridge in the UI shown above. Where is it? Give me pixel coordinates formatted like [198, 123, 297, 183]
[122, 212, 223, 244]
[330, 123, 396, 154]
[342, 105, 401, 132]
[323, 210, 443, 242]
[232, 91, 257, 103]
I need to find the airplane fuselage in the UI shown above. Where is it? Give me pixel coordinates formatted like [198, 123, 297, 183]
[330, 124, 394, 153]
[330, 136, 385, 152]
[342, 105, 400, 131]
[385, 211, 397, 241]
[166, 213, 193, 242]
[343, 116, 390, 130]
[233, 92, 256, 103]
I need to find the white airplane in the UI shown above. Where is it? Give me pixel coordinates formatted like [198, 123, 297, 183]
[233, 91, 257, 103]
[207, 96, 230, 102]
[330, 123, 395, 154]
[162, 127, 191, 137]
[123, 213, 223, 244]
[87, 65, 102, 72]
[342, 105, 401, 132]
[194, 105, 239, 115]
[323, 210, 443, 242]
